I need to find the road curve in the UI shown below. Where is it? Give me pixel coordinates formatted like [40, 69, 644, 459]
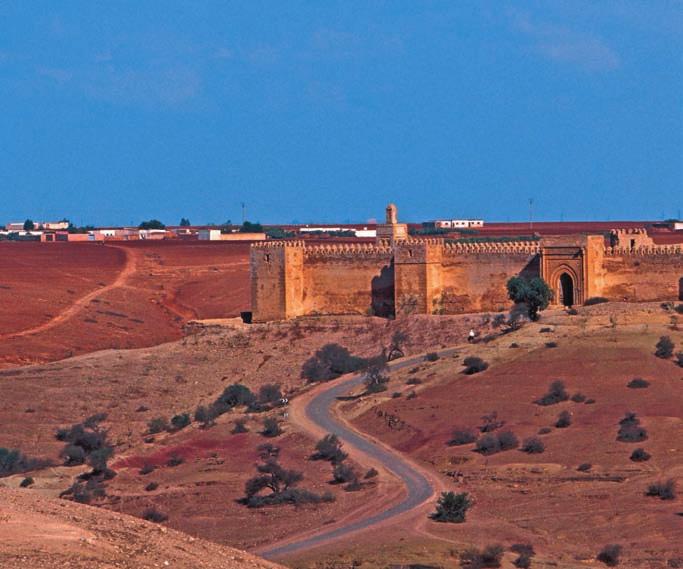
[261, 349, 457, 560]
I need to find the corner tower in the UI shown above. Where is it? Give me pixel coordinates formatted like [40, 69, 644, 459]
[250, 241, 305, 322]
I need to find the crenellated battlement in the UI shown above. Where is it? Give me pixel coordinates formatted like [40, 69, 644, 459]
[303, 242, 393, 259]
[605, 245, 683, 256]
[251, 240, 306, 249]
[443, 240, 540, 255]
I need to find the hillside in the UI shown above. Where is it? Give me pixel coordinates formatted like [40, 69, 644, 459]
[0, 487, 283, 569]
[0, 241, 250, 369]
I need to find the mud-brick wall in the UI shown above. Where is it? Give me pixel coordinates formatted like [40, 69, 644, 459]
[302, 255, 393, 316]
[251, 245, 305, 321]
[438, 253, 540, 313]
[600, 254, 683, 301]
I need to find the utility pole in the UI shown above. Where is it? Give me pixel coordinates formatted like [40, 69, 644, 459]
[528, 198, 534, 232]
[241, 202, 246, 224]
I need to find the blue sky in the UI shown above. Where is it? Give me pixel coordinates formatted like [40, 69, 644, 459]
[1, 1, 681, 225]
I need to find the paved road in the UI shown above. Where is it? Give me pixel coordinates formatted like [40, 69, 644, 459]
[262, 348, 458, 560]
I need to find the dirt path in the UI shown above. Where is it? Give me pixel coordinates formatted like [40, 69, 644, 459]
[0, 245, 137, 340]
[260, 349, 458, 560]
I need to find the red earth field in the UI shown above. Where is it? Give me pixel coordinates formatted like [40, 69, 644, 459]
[288, 303, 683, 568]
[0, 240, 251, 368]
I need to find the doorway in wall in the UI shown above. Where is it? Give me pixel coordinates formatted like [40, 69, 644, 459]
[559, 273, 574, 307]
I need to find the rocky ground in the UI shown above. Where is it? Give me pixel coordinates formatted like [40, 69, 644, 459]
[0, 487, 284, 569]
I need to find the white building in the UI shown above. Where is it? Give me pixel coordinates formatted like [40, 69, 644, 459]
[433, 219, 484, 229]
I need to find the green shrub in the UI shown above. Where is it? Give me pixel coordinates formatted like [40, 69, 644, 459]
[498, 431, 519, 450]
[511, 544, 535, 568]
[193, 405, 214, 428]
[311, 434, 347, 463]
[430, 491, 472, 523]
[170, 413, 191, 431]
[448, 429, 477, 446]
[147, 417, 169, 434]
[332, 462, 356, 484]
[535, 380, 569, 406]
[258, 384, 283, 405]
[555, 410, 572, 428]
[19, 477, 34, 488]
[584, 297, 609, 306]
[475, 431, 518, 455]
[520, 437, 545, 454]
[479, 411, 504, 433]
[301, 343, 367, 382]
[655, 336, 675, 358]
[597, 544, 622, 566]
[215, 384, 256, 411]
[507, 276, 553, 321]
[261, 417, 283, 438]
[56, 415, 112, 472]
[364, 358, 390, 393]
[617, 412, 647, 443]
[463, 356, 488, 375]
[0, 447, 50, 477]
[142, 508, 168, 523]
[627, 378, 649, 389]
[60, 477, 106, 504]
[646, 479, 676, 500]
[460, 544, 504, 568]
[241, 455, 328, 508]
[630, 448, 651, 462]
[166, 454, 184, 467]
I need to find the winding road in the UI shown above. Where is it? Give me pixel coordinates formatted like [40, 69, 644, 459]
[261, 348, 458, 560]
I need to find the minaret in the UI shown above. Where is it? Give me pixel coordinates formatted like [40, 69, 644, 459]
[376, 203, 408, 244]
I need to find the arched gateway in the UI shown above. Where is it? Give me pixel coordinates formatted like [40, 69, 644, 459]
[539, 235, 605, 306]
[559, 272, 575, 307]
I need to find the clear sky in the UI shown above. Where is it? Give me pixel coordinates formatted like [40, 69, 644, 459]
[1, 1, 681, 226]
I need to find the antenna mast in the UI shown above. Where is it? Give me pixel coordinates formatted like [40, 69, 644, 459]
[528, 198, 534, 232]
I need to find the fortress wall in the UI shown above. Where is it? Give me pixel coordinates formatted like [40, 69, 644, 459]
[303, 255, 394, 314]
[438, 253, 540, 313]
[250, 242, 305, 321]
[394, 241, 442, 315]
[600, 249, 683, 301]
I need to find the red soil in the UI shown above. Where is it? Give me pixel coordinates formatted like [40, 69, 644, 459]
[340, 306, 683, 567]
[0, 242, 125, 335]
[0, 241, 251, 368]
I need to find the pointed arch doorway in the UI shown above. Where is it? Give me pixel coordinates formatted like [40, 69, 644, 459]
[559, 272, 575, 307]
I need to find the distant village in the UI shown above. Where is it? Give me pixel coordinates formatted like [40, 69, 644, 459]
[0, 217, 487, 243]
[2, 216, 681, 244]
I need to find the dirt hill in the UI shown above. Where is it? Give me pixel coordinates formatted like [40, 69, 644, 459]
[0, 487, 283, 569]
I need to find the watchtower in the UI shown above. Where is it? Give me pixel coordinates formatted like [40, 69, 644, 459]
[376, 203, 408, 244]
